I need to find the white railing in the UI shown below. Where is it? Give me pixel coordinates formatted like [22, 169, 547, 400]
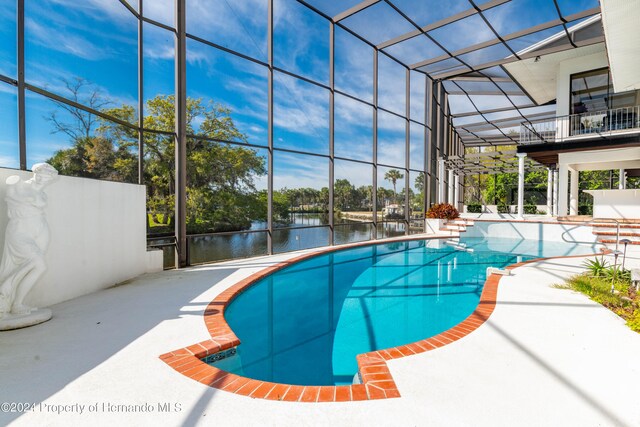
[520, 106, 640, 145]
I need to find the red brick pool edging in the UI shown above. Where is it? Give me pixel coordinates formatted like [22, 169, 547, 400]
[159, 236, 608, 403]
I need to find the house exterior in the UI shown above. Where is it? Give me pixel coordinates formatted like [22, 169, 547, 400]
[507, 1, 640, 219]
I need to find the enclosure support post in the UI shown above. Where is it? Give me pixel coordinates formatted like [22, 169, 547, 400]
[448, 169, 455, 205]
[372, 50, 378, 239]
[174, 0, 188, 268]
[553, 168, 559, 216]
[438, 158, 445, 203]
[17, 0, 26, 170]
[557, 163, 569, 216]
[547, 167, 553, 217]
[404, 68, 410, 235]
[454, 174, 460, 211]
[267, 0, 274, 254]
[137, 0, 144, 185]
[517, 153, 526, 218]
[328, 22, 335, 245]
[569, 167, 579, 216]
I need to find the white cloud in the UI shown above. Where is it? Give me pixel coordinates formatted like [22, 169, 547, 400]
[187, 0, 268, 60]
[25, 1, 137, 62]
[272, 73, 329, 139]
[23, 66, 137, 115]
[48, 0, 134, 23]
[334, 28, 373, 101]
[335, 160, 372, 188]
[0, 152, 19, 168]
[273, 151, 328, 190]
[0, 84, 16, 96]
[141, 0, 174, 27]
[378, 54, 407, 115]
[25, 18, 110, 61]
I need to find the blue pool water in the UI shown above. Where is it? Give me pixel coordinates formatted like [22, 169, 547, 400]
[211, 236, 596, 386]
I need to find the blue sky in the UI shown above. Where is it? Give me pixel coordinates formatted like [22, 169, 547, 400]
[0, 0, 599, 188]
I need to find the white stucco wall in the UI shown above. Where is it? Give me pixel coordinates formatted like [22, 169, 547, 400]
[0, 168, 161, 308]
[556, 50, 609, 117]
[585, 189, 640, 219]
[464, 220, 598, 245]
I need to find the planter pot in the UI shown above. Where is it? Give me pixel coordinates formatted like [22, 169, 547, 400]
[425, 218, 445, 234]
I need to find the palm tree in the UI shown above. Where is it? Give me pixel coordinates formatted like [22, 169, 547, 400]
[384, 169, 404, 203]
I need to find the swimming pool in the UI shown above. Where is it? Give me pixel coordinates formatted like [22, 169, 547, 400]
[210, 236, 596, 386]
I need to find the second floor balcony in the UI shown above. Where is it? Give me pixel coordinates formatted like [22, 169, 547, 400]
[520, 106, 640, 145]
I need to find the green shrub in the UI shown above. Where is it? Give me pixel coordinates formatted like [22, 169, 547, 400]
[628, 310, 640, 332]
[560, 272, 638, 334]
[497, 204, 510, 214]
[466, 203, 482, 213]
[426, 203, 460, 220]
[583, 257, 609, 277]
[566, 274, 627, 306]
[603, 266, 631, 284]
[578, 205, 592, 215]
[524, 205, 538, 214]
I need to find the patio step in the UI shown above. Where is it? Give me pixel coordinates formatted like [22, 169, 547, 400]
[592, 221, 640, 249]
[591, 222, 640, 230]
[593, 231, 640, 237]
[598, 239, 640, 245]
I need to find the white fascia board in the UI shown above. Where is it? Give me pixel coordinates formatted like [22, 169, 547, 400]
[600, 0, 640, 92]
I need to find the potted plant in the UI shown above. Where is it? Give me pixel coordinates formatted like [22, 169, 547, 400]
[425, 203, 460, 234]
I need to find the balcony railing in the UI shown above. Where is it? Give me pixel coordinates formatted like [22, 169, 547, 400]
[520, 106, 640, 145]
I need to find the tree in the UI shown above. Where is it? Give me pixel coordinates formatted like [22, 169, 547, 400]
[334, 179, 355, 211]
[46, 78, 138, 183]
[414, 173, 424, 193]
[47, 77, 111, 141]
[384, 169, 404, 203]
[412, 173, 425, 214]
[46, 81, 267, 234]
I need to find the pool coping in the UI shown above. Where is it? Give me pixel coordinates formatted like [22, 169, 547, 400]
[159, 235, 607, 403]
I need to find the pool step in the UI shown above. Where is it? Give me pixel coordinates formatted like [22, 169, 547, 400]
[440, 225, 468, 232]
[448, 219, 475, 226]
[440, 219, 474, 234]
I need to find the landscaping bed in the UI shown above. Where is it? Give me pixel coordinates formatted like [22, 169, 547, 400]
[556, 257, 640, 332]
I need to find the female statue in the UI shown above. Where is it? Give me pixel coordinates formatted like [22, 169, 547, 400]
[0, 163, 58, 319]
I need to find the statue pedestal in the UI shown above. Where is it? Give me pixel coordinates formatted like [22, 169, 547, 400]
[0, 308, 52, 331]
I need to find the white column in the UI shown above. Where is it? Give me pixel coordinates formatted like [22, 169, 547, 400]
[619, 169, 626, 189]
[448, 169, 455, 204]
[569, 167, 579, 215]
[438, 159, 445, 203]
[454, 174, 460, 210]
[546, 167, 553, 217]
[516, 153, 526, 218]
[557, 163, 569, 216]
[552, 168, 559, 216]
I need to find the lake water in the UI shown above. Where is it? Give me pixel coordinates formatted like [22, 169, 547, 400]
[151, 213, 419, 267]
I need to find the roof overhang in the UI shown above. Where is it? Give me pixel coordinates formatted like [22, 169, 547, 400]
[517, 134, 640, 166]
[600, 0, 640, 93]
[503, 16, 606, 105]
[503, 43, 606, 105]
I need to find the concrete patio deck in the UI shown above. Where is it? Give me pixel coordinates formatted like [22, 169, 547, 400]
[1, 239, 639, 427]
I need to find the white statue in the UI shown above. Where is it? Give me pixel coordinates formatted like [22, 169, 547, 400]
[0, 163, 58, 329]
